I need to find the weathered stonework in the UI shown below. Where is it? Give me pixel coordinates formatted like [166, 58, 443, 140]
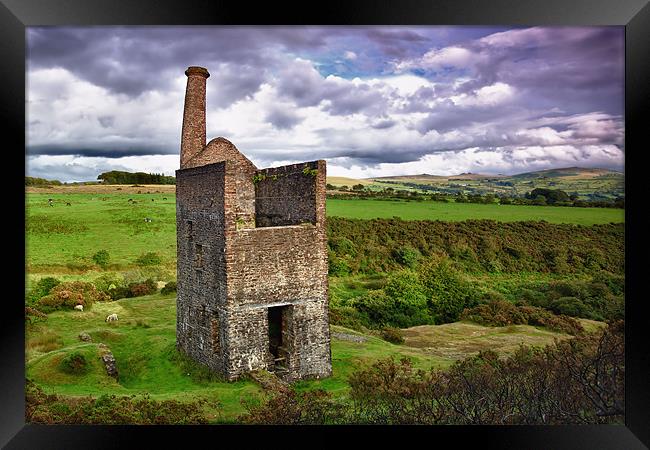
[176, 66, 332, 381]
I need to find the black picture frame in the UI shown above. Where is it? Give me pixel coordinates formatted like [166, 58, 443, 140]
[4, 0, 649, 448]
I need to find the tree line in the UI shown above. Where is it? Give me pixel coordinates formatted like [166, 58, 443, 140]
[327, 184, 624, 208]
[97, 171, 176, 185]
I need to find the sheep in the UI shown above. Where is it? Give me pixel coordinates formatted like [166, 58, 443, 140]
[105, 313, 119, 322]
[74, 304, 84, 311]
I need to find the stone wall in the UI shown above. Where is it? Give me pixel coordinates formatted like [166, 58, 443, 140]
[175, 65, 330, 382]
[254, 161, 321, 227]
[175, 162, 228, 373]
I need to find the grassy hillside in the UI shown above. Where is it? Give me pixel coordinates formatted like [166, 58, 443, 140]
[326, 167, 624, 200]
[26, 292, 588, 422]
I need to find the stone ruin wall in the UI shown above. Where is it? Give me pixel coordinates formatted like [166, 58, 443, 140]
[176, 66, 331, 382]
[176, 162, 228, 374]
[176, 157, 331, 381]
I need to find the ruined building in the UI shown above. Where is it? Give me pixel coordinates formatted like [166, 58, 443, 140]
[175, 66, 332, 381]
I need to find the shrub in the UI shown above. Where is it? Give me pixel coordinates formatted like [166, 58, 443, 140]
[419, 259, 478, 323]
[128, 278, 157, 297]
[328, 251, 351, 277]
[393, 245, 421, 268]
[92, 250, 110, 268]
[161, 281, 177, 295]
[461, 300, 584, 335]
[135, 252, 162, 267]
[239, 388, 347, 425]
[107, 286, 131, 301]
[93, 273, 124, 293]
[26, 379, 208, 424]
[37, 281, 110, 313]
[59, 352, 88, 375]
[26, 277, 60, 306]
[380, 326, 404, 344]
[347, 321, 623, 424]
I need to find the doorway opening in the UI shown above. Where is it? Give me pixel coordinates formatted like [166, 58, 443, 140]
[268, 306, 288, 373]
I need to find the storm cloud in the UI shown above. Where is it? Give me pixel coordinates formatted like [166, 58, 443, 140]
[26, 26, 624, 182]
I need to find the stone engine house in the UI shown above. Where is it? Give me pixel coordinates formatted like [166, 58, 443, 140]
[175, 66, 332, 381]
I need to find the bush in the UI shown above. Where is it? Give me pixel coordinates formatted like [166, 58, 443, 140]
[161, 281, 177, 295]
[393, 245, 421, 268]
[419, 259, 478, 323]
[107, 286, 131, 301]
[128, 278, 157, 297]
[37, 281, 110, 313]
[380, 326, 404, 344]
[59, 352, 88, 375]
[135, 252, 162, 267]
[326, 218, 624, 276]
[26, 277, 60, 306]
[92, 250, 110, 268]
[92, 273, 124, 293]
[347, 321, 623, 424]
[461, 300, 584, 335]
[26, 379, 208, 424]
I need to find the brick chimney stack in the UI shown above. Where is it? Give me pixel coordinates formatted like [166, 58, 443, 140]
[180, 66, 210, 168]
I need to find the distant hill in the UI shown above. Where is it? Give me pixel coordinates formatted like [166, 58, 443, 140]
[510, 167, 622, 180]
[325, 166, 624, 200]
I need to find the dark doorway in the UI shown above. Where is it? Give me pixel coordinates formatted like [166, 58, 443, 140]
[268, 306, 283, 359]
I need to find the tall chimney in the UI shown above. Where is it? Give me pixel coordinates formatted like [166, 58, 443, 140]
[180, 66, 210, 168]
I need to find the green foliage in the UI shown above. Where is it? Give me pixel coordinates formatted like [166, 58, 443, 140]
[135, 252, 162, 267]
[26, 277, 61, 306]
[513, 277, 624, 321]
[129, 279, 157, 297]
[239, 388, 347, 425]
[27, 216, 88, 235]
[92, 250, 110, 268]
[346, 321, 623, 424]
[354, 270, 432, 328]
[26, 379, 208, 424]
[419, 259, 478, 323]
[302, 166, 318, 177]
[526, 188, 570, 204]
[327, 217, 624, 276]
[161, 281, 177, 295]
[37, 281, 110, 313]
[461, 300, 584, 335]
[97, 171, 175, 185]
[59, 352, 88, 375]
[380, 326, 404, 344]
[26, 176, 63, 186]
[252, 174, 266, 184]
[392, 245, 421, 268]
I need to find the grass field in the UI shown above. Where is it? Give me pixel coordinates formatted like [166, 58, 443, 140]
[326, 198, 624, 225]
[25, 185, 616, 423]
[26, 292, 590, 422]
[26, 190, 623, 272]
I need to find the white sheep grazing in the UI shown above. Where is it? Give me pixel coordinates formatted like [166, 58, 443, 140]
[105, 313, 119, 322]
[74, 304, 84, 312]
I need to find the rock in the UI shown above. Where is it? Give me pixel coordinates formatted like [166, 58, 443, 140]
[78, 332, 92, 342]
[331, 332, 367, 343]
[97, 343, 119, 379]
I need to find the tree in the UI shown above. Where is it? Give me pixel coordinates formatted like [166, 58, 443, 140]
[352, 184, 365, 191]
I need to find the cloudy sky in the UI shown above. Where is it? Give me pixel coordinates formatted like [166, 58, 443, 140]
[26, 26, 624, 182]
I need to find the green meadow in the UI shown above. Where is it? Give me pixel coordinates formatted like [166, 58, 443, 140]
[25, 187, 619, 423]
[26, 192, 623, 271]
[326, 198, 624, 225]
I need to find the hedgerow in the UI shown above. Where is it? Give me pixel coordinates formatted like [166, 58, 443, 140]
[327, 218, 623, 276]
